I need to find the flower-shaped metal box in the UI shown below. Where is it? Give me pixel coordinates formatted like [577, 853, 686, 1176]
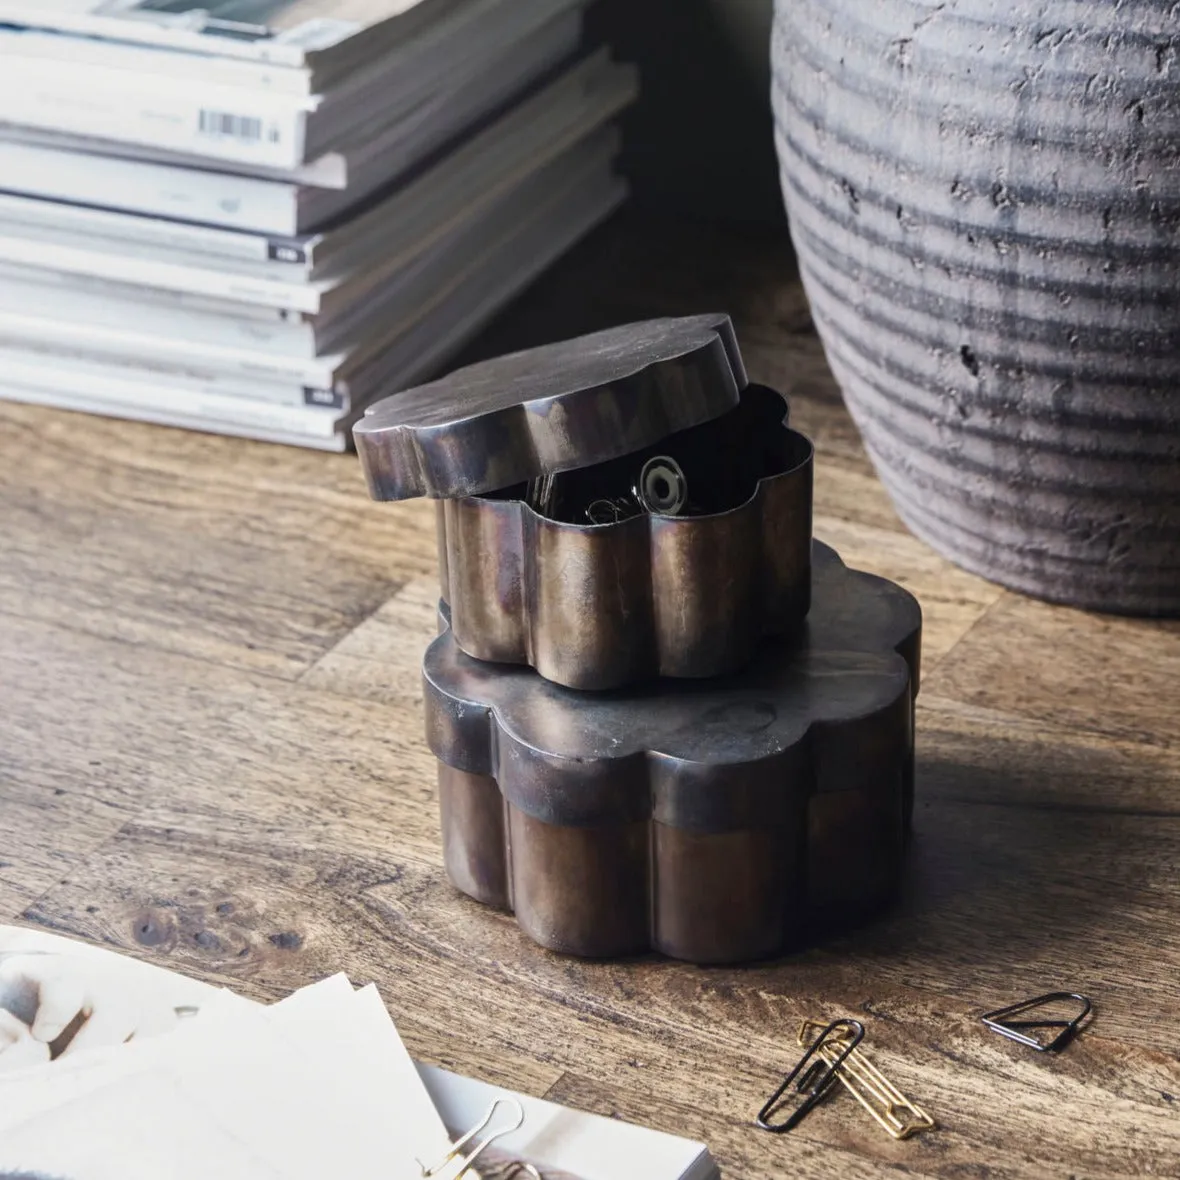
[355, 314, 814, 690]
[424, 543, 921, 964]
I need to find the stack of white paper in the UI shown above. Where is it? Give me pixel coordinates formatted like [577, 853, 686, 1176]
[0, 2, 637, 449]
[0, 926, 718, 1180]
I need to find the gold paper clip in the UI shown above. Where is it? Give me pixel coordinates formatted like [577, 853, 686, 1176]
[418, 1097, 536, 1179]
[797, 1019, 935, 1141]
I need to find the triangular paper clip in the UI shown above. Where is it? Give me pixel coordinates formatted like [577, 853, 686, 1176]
[981, 991, 1092, 1052]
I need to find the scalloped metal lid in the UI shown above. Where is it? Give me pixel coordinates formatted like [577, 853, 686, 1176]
[423, 542, 923, 828]
[353, 313, 747, 501]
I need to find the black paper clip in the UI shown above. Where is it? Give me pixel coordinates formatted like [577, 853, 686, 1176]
[981, 991, 1093, 1053]
[756, 1018, 865, 1132]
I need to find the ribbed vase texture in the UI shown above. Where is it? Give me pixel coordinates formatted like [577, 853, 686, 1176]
[772, 0, 1180, 613]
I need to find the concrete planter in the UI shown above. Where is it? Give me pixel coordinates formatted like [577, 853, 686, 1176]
[772, 0, 1180, 613]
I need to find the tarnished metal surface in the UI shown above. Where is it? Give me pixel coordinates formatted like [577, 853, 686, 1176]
[353, 313, 745, 501]
[423, 542, 922, 963]
[438, 385, 814, 689]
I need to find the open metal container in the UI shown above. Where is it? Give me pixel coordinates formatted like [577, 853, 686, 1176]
[355, 314, 814, 690]
[355, 314, 921, 963]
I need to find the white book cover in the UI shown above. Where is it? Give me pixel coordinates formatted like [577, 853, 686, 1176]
[0, 0, 588, 194]
[0, 64, 633, 317]
[0, 25, 321, 96]
[0, 43, 629, 278]
[0, 192, 299, 268]
[0, 135, 312, 236]
[0, 30, 624, 236]
[0, 378, 353, 449]
[0, 330, 341, 407]
[0, 54, 316, 169]
[0, 122, 624, 392]
[0, 226, 323, 312]
[0, 2, 446, 71]
[0, 345, 343, 437]
[0, 281, 325, 385]
[0, 0, 581, 167]
[0, 0, 560, 97]
[0, 162, 626, 448]
[0, 260, 292, 323]
[0, 272, 327, 385]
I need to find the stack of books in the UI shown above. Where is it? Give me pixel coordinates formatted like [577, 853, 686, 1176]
[0, 2, 637, 450]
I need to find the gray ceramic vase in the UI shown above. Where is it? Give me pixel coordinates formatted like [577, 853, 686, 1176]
[772, 0, 1180, 614]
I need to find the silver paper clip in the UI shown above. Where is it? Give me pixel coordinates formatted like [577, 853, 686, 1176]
[418, 1097, 532, 1179]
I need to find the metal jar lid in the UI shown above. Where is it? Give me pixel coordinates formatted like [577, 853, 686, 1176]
[353, 313, 746, 501]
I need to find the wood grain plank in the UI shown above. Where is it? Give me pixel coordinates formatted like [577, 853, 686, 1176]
[546, 1036, 1180, 1180]
[0, 780, 130, 923]
[300, 573, 438, 706]
[814, 516, 1003, 670]
[543, 1072, 946, 1180]
[19, 834, 561, 1099]
[300, 536, 997, 699]
[0, 403, 436, 677]
[919, 693, 1180, 814]
[26, 831, 1178, 1180]
[922, 592, 1180, 748]
[0, 611, 445, 908]
[0, 611, 145, 916]
[17, 706, 1180, 1178]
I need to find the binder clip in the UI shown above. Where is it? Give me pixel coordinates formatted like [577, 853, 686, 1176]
[756, 1018, 864, 1132]
[796, 1019, 935, 1140]
[418, 1097, 539, 1179]
[981, 991, 1093, 1052]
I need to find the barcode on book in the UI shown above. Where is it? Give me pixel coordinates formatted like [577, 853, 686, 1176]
[198, 110, 277, 143]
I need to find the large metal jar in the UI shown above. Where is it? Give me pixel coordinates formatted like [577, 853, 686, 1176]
[772, 0, 1180, 613]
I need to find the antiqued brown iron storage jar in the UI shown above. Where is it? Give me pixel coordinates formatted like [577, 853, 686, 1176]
[356, 314, 922, 963]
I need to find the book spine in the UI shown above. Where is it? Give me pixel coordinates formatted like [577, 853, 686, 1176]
[0, 58, 311, 169]
[0, 265, 323, 369]
[0, 349, 341, 438]
[0, 327, 337, 406]
[0, 142, 301, 236]
[0, 262, 300, 324]
[0, 28, 314, 95]
[0, 195, 311, 270]
[0, 5, 314, 67]
[0, 234, 321, 313]
[0, 383, 349, 451]
[0, 309, 329, 385]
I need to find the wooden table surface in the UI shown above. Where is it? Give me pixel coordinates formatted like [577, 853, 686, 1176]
[2, 212, 1178, 1179]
